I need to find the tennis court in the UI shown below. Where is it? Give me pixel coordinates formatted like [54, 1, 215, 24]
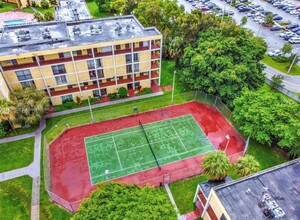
[85, 114, 214, 185]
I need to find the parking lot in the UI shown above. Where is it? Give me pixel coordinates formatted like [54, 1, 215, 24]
[177, 0, 300, 53]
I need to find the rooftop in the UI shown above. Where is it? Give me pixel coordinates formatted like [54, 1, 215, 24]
[54, 0, 91, 21]
[214, 159, 300, 220]
[199, 177, 232, 198]
[0, 15, 161, 57]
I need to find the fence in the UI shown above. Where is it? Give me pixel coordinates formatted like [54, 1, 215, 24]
[265, 78, 300, 103]
[43, 91, 245, 212]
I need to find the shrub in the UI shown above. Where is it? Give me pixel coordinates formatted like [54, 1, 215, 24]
[41, 0, 49, 9]
[34, 11, 44, 21]
[118, 87, 128, 98]
[235, 155, 260, 177]
[49, 0, 56, 6]
[0, 123, 7, 138]
[75, 96, 82, 105]
[108, 92, 118, 100]
[62, 98, 73, 104]
[44, 11, 54, 21]
[0, 1, 4, 8]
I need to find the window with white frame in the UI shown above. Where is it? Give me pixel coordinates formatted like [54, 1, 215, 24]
[61, 94, 73, 102]
[16, 69, 32, 81]
[55, 75, 68, 85]
[87, 60, 95, 69]
[51, 64, 66, 75]
[134, 63, 139, 72]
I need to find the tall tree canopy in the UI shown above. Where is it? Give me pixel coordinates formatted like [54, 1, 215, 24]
[73, 182, 177, 220]
[10, 88, 49, 126]
[233, 88, 300, 156]
[179, 23, 267, 107]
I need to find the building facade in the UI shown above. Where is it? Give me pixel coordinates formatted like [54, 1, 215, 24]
[0, 16, 162, 105]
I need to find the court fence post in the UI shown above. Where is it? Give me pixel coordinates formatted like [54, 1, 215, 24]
[214, 96, 218, 106]
[194, 91, 197, 101]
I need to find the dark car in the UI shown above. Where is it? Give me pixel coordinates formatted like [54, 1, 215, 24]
[286, 24, 300, 30]
[284, 33, 297, 40]
[270, 25, 281, 31]
[277, 4, 284, 9]
[238, 6, 250, 12]
[273, 15, 283, 20]
[282, 6, 289, 10]
[291, 27, 300, 32]
[296, 30, 300, 35]
[268, 0, 275, 3]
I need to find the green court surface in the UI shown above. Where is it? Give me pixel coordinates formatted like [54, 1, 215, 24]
[85, 114, 214, 184]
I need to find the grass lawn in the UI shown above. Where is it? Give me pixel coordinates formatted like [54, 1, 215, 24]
[21, 7, 35, 14]
[35, 6, 54, 14]
[169, 138, 287, 215]
[136, 88, 153, 96]
[0, 2, 17, 13]
[86, 0, 112, 18]
[4, 125, 38, 138]
[262, 55, 300, 76]
[0, 175, 32, 219]
[0, 137, 35, 173]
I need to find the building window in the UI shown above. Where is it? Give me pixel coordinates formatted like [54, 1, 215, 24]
[72, 50, 82, 56]
[16, 69, 32, 81]
[139, 42, 143, 47]
[115, 45, 121, 50]
[143, 41, 149, 47]
[125, 43, 130, 49]
[125, 54, 132, 63]
[126, 65, 132, 73]
[89, 70, 97, 80]
[32, 57, 37, 62]
[87, 49, 93, 55]
[118, 76, 123, 80]
[97, 69, 104, 78]
[59, 52, 71, 58]
[96, 59, 102, 67]
[61, 94, 73, 102]
[55, 75, 68, 85]
[134, 63, 139, 72]
[133, 53, 139, 62]
[38, 56, 45, 62]
[134, 82, 140, 88]
[21, 80, 35, 88]
[87, 60, 95, 69]
[93, 48, 98, 53]
[52, 64, 66, 75]
[93, 90, 100, 97]
[102, 46, 112, 53]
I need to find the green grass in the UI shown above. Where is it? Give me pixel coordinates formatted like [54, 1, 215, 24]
[262, 55, 300, 76]
[35, 6, 54, 14]
[5, 125, 38, 138]
[86, 0, 112, 18]
[86, 115, 214, 184]
[0, 175, 32, 219]
[136, 88, 153, 96]
[0, 2, 18, 13]
[161, 60, 189, 94]
[169, 138, 287, 214]
[21, 7, 35, 14]
[0, 137, 35, 173]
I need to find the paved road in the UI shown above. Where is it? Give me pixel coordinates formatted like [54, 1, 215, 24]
[179, 0, 300, 52]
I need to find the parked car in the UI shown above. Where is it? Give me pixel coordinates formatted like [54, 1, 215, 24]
[279, 31, 292, 37]
[286, 24, 300, 29]
[273, 15, 283, 20]
[270, 25, 281, 31]
[284, 33, 298, 40]
[289, 37, 300, 43]
[267, 50, 282, 57]
[290, 10, 300, 15]
[291, 27, 300, 32]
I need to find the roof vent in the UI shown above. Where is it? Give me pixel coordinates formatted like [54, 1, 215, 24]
[90, 24, 103, 35]
[73, 26, 81, 36]
[42, 27, 51, 39]
[115, 22, 122, 31]
[16, 29, 31, 42]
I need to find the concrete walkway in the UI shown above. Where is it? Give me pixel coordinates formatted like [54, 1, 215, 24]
[164, 184, 184, 220]
[0, 132, 35, 144]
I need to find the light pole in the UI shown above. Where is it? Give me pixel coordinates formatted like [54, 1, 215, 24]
[256, 25, 262, 37]
[224, 135, 230, 153]
[171, 70, 176, 105]
[287, 50, 299, 74]
[105, 169, 110, 181]
[84, 87, 94, 122]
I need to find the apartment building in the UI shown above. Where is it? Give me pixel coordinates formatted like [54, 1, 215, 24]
[0, 15, 162, 105]
[193, 159, 300, 220]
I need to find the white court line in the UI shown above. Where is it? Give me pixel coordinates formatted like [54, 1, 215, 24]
[170, 122, 187, 152]
[92, 144, 213, 180]
[112, 137, 123, 169]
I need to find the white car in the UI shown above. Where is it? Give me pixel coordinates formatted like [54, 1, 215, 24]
[289, 37, 300, 44]
[279, 31, 292, 37]
[267, 50, 282, 57]
[290, 10, 299, 15]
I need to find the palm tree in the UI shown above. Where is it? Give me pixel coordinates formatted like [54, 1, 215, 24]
[0, 99, 16, 133]
[235, 155, 260, 177]
[202, 151, 231, 181]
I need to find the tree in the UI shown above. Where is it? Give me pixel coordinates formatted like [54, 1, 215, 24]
[118, 87, 128, 98]
[169, 36, 185, 66]
[49, 0, 56, 6]
[202, 151, 231, 181]
[44, 11, 54, 21]
[281, 43, 293, 56]
[233, 88, 300, 157]
[0, 99, 15, 133]
[95, 0, 111, 12]
[10, 88, 50, 126]
[265, 13, 274, 25]
[73, 182, 177, 220]
[41, 0, 49, 9]
[180, 24, 267, 107]
[240, 16, 247, 26]
[0, 123, 7, 138]
[0, 1, 4, 8]
[271, 74, 284, 88]
[34, 12, 44, 22]
[235, 155, 260, 177]
[110, 0, 137, 15]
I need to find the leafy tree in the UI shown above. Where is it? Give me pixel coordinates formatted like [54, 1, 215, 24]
[235, 155, 260, 177]
[49, 0, 56, 6]
[41, 0, 49, 9]
[0, 1, 4, 8]
[202, 151, 231, 181]
[34, 12, 44, 22]
[169, 36, 185, 66]
[44, 11, 54, 21]
[118, 87, 128, 98]
[265, 13, 274, 24]
[95, 0, 111, 12]
[0, 122, 7, 138]
[110, 0, 137, 15]
[10, 88, 49, 126]
[180, 24, 267, 107]
[0, 99, 16, 133]
[233, 88, 300, 156]
[281, 43, 293, 56]
[73, 182, 177, 220]
[240, 16, 247, 26]
[271, 74, 284, 88]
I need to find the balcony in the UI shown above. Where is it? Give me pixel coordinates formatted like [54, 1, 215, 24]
[94, 51, 113, 58]
[2, 62, 38, 71]
[151, 53, 160, 60]
[135, 74, 149, 81]
[40, 57, 73, 66]
[73, 54, 93, 61]
[117, 78, 133, 85]
[133, 46, 149, 52]
[151, 71, 159, 78]
[50, 84, 99, 97]
[114, 48, 131, 55]
[151, 63, 159, 69]
[99, 81, 116, 88]
[151, 44, 160, 49]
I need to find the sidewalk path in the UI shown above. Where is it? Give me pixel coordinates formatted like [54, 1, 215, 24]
[164, 184, 184, 220]
[0, 132, 35, 144]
